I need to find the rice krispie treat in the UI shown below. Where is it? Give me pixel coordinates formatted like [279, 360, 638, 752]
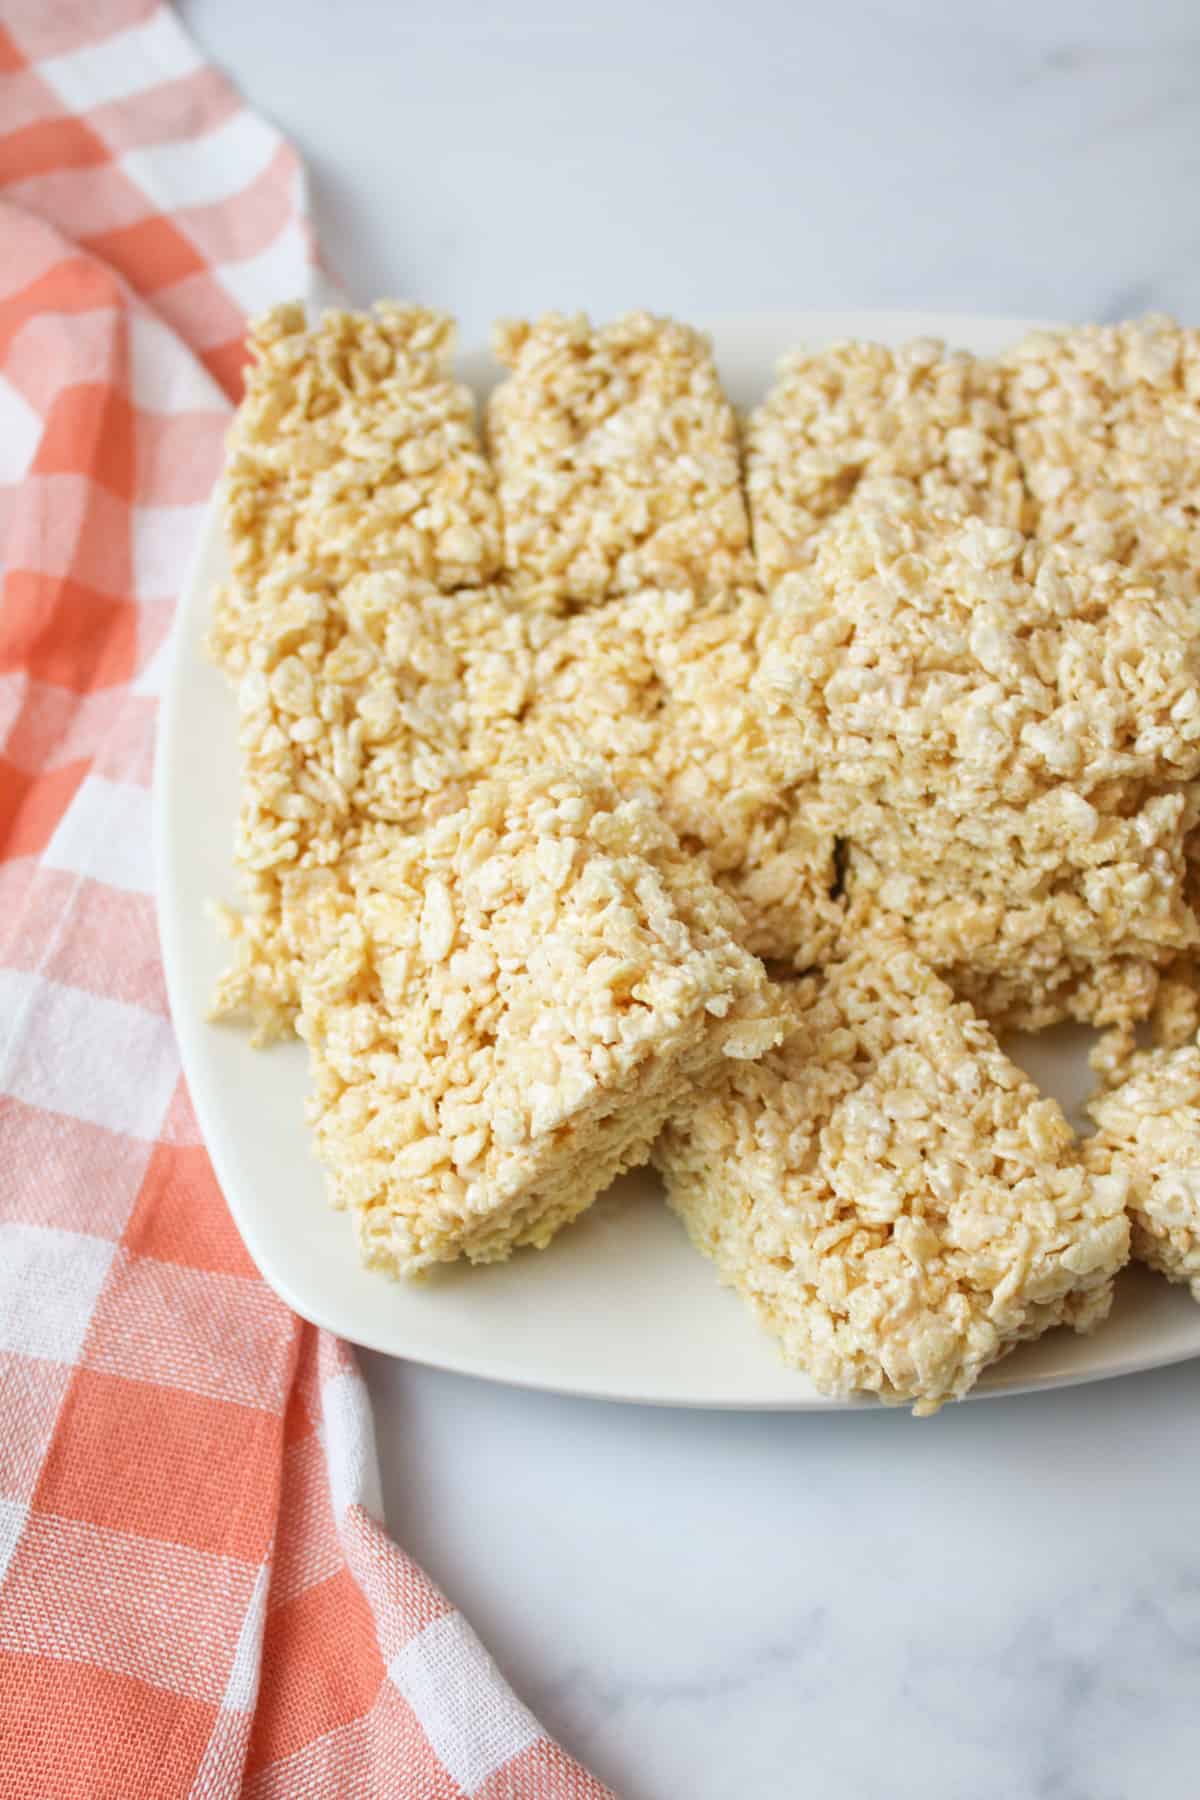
[486, 311, 754, 603]
[757, 500, 1200, 811]
[211, 568, 842, 1039]
[952, 957, 1163, 1039]
[294, 767, 784, 1274]
[845, 862, 1175, 1034]
[834, 786, 1199, 906]
[754, 497, 1200, 1025]
[842, 787, 1200, 1031]
[1004, 316, 1200, 584]
[1087, 1044, 1200, 1302]
[223, 302, 501, 593]
[208, 572, 524, 1041]
[1089, 868, 1200, 1083]
[655, 936, 1130, 1413]
[744, 337, 1026, 588]
[491, 586, 843, 964]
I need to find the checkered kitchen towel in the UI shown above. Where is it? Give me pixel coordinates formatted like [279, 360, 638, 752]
[0, 5, 614, 1794]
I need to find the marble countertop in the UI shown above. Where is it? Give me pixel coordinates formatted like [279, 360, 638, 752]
[181, 1, 1200, 1791]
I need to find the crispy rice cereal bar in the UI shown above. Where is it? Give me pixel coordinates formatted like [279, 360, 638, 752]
[756, 501, 1200, 811]
[207, 573, 525, 1041]
[1089, 850, 1200, 1084]
[744, 337, 1026, 587]
[843, 787, 1200, 1032]
[487, 311, 754, 602]
[646, 601, 841, 964]
[1004, 316, 1200, 584]
[842, 854, 1178, 1034]
[1087, 1044, 1200, 1301]
[210, 575, 842, 1039]
[223, 302, 501, 593]
[480, 585, 842, 964]
[754, 498, 1200, 1025]
[655, 937, 1130, 1413]
[951, 958, 1164, 1038]
[834, 787, 1199, 899]
[293, 767, 783, 1275]
[846, 891, 1173, 1034]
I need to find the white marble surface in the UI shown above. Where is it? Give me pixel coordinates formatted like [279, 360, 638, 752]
[181, 1, 1200, 1792]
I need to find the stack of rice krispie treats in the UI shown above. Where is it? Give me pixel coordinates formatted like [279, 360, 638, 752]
[747, 323, 1200, 1031]
[210, 303, 793, 1281]
[209, 302, 1200, 1411]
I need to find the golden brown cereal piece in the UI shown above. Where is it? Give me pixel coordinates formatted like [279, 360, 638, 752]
[223, 302, 501, 593]
[1087, 1043, 1200, 1302]
[294, 767, 783, 1274]
[1004, 316, 1200, 584]
[487, 311, 754, 602]
[655, 935, 1129, 1413]
[744, 337, 1026, 587]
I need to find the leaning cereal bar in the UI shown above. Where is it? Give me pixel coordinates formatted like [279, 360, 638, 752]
[296, 767, 783, 1274]
[655, 935, 1129, 1413]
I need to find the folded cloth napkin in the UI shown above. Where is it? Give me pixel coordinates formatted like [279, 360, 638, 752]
[0, 6, 614, 1794]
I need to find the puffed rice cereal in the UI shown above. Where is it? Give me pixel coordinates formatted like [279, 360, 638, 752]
[744, 336, 1026, 587]
[294, 766, 784, 1273]
[487, 311, 754, 602]
[1087, 1043, 1200, 1302]
[211, 572, 842, 1040]
[1004, 316, 1200, 586]
[655, 933, 1130, 1412]
[223, 302, 501, 593]
[755, 493, 1200, 1025]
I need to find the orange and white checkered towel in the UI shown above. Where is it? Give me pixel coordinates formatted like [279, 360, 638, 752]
[0, 5, 614, 1794]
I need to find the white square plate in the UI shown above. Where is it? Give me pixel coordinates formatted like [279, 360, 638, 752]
[155, 310, 1200, 1408]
